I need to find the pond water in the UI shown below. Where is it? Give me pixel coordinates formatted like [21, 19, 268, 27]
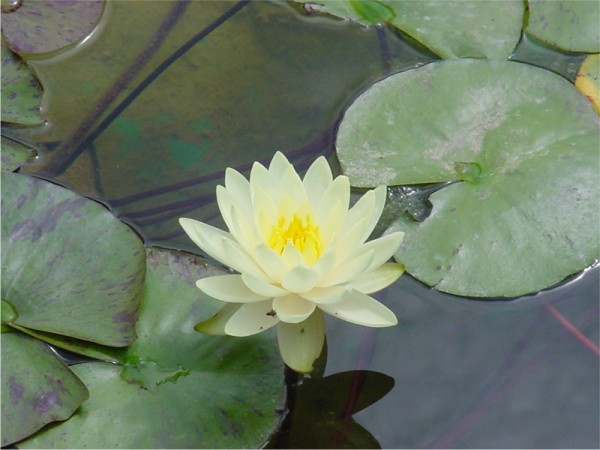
[8, 1, 599, 448]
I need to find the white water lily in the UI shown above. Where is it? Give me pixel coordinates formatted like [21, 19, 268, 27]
[180, 152, 404, 373]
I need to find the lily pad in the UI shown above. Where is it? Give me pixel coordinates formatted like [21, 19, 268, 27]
[18, 248, 287, 449]
[1, 173, 145, 345]
[1, 0, 105, 55]
[336, 59, 599, 297]
[1, 135, 37, 172]
[526, 0, 600, 53]
[0, 44, 43, 125]
[297, 0, 523, 59]
[575, 54, 600, 113]
[1, 332, 88, 447]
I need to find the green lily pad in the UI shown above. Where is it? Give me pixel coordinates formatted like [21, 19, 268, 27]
[1, 0, 105, 56]
[1, 135, 37, 172]
[1, 173, 145, 345]
[0, 44, 43, 125]
[1, 332, 88, 447]
[526, 0, 600, 53]
[18, 248, 287, 449]
[297, 0, 523, 59]
[336, 59, 599, 297]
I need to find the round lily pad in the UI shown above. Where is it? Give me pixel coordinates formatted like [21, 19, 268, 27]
[1, 0, 105, 55]
[18, 248, 287, 449]
[0, 44, 43, 125]
[297, 0, 523, 59]
[526, 0, 600, 53]
[1, 332, 88, 447]
[1, 173, 145, 345]
[336, 59, 599, 297]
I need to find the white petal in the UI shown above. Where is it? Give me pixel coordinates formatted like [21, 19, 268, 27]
[242, 273, 288, 297]
[252, 186, 277, 239]
[315, 176, 350, 224]
[282, 265, 320, 293]
[318, 250, 374, 287]
[220, 237, 267, 278]
[303, 156, 333, 203]
[347, 262, 405, 294]
[253, 244, 286, 282]
[319, 200, 346, 247]
[279, 164, 308, 206]
[318, 289, 397, 327]
[224, 300, 279, 337]
[349, 185, 386, 242]
[268, 151, 291, 183]
[273, 294, 316, 323]
[224, 167, 252, 213]
[216, 187, 254, 247]
[300, 285, 346, 304]
[357, 231, 405, 272]
[277, 310, 325, 373]
[333, 217, 368, 264]
[194, 303, 242, 335]
[196, 275, 269, 303]
[281, 242, 303, 268]
[179, 218, 235, 267]
[313, 246, 336, 272]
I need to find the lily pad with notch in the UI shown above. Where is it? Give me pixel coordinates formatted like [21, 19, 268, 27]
[336, 59, 599, 297]
[18, 248, 287, 449]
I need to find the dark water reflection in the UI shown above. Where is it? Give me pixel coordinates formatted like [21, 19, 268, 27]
[9, 0, 599, 448]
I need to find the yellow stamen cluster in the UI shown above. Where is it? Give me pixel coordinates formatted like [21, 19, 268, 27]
[268, 214, 322, 265]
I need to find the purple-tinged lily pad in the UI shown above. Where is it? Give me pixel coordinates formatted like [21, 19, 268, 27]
[1, 0, 105, 56]
[1, 332, 88, 447]
[1, 44, 43, 125]
[18, 248, 287, 449]
[1, 173, 145, 346]
[526, 0, 600, 53]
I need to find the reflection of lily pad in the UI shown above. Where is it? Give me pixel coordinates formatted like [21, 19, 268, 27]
[1, 135, 37, 172]
[575, 54, 600, 113]
[526, 0, 600, 53]
[297, 0, 523, 59]
[2, 0, 105, 55]
[336, 60, 599, 297]
[1, 332, 88, 447]
[1, 44, 43, 125]
[1, 173, 145, 345]
[18, 248, 287, 449]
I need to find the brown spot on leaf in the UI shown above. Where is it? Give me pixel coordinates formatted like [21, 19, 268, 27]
[9, 377, 24, 405]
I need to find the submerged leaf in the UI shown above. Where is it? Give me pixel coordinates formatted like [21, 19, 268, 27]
[1, 173, 145, 346]
[18, 248, 286, 449]
[1, 332, 88, 447]
[337, 59, 599, 297]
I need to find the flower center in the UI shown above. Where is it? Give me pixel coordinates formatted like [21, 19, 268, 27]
[268, 213, 322, 265]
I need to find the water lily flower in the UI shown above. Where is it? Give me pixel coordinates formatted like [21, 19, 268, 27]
[180, 152, 404, 373]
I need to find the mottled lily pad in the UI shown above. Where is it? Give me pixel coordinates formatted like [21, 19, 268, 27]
[298, 0, 523, 59]
[1, 44, 43, 125]
[336, 60, 599, 297]
[575, 54, 600, 113]
[1, 173, 145, 345]
[1, 332, 88, 447]
[18, 248, 287, 449]
[2, 0, 105, 55]
[1, 135, 37, 172]
[526, 0, 600, 53]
